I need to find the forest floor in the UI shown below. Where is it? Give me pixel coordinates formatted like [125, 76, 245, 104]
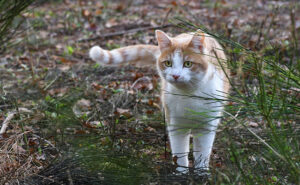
[0, 0, 299, 184]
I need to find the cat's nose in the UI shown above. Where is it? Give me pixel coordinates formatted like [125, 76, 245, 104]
[172, 75, 180, 80]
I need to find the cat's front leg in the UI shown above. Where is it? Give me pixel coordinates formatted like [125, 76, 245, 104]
[168, 123, 190, 173]
[192, 120, 219, 170]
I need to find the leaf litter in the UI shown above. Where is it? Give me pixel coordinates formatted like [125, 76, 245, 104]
[0, 0, 299, 184]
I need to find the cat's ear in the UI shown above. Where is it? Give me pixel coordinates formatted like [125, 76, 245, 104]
[188, 32, 206, 53]
[155, 30, 171, 51]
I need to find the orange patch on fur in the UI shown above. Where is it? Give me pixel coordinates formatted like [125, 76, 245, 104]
[119, 49, 127, 62]
[183, 49, 208, 71]
[108, 52, 113, 64]
[197, 32, 206, 46]
[157, 48, 173, 71]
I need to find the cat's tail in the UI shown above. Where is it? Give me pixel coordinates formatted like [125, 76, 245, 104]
[89, 45, 160, 67]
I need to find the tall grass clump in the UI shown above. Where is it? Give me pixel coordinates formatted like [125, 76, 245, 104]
[0, 0, 35, 53]
[176, 19, 299, 184]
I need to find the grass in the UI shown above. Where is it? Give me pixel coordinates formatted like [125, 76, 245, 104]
[0, 0, 35, 52]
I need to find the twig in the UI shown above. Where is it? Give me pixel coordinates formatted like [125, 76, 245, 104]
[255, 14, 268, 49]
[43, 76, 58, 91]
[0, 108, 33, 134]
[31, 133, 61, 154]
[290, 8, 298, 58]
[29, 56, 36, 84]
[34, 174, 56, 183]
[78, 24, 174, 42]
[31, 134, 60, 152]
[161, 8, 173, 26]
[0, 112, 15, 134]
[263, 9, 277, 46]
[0, 152, 28, 155]
[130, 76, 151, 89]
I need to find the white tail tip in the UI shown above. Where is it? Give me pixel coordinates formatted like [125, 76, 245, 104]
[89, 46, 103, 63]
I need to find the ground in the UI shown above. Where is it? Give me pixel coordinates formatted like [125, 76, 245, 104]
[0, 0, 299, 184]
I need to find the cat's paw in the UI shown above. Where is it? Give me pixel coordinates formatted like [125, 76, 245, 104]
[176, 166, 189, 174]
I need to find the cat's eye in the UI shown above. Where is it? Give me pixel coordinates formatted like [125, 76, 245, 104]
[164, 60, 172, 67]
[183, 61, 193, 68]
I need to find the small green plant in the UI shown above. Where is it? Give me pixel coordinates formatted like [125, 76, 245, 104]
[66, 45, 75, 55]
[93, 63, 100, 68]
[106, 43, 121, 50]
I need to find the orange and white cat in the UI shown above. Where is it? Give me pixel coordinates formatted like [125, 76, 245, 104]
[89, 30, 229, 172]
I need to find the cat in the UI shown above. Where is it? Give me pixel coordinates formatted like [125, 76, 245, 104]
[89, 30, 229, 173]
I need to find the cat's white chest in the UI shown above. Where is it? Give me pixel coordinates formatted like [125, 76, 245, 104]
[164, 88, 211, 124]
[163, 71, 224, 125]
[166, 91, 204, 118]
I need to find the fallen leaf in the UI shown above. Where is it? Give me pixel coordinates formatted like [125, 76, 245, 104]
[58, 65, 70, 72]
[128, 127, 136, 134]
[248, 121, 258, 127]
[105, 18, 118, 28]
[146, 110, 154, 115]
[75, 129, 87, 134]
[171, 1, 177, 6]
[39, 31, 49, 39]
[28, 138, 38, 146]
[82, 9, 91, 18]
[79, 0, 85, 6]
[115, 3, 125, 12]
[148, 99, 153, 106]
[95, 9, 102, 15]
[215, 162, 222, 167]
[90, 121, 103, 127]
[48, 87, 68, 96]
[133, 72, 144, 81]
[127, 89, 135, 94]
[92, 82, 104, 90]
[72, 99, 92, 118]
[108, 81, 118, 88]
[153, 103, 160, 109]
[131, 77, 153, 91]
[60, 57, 72, 64]
[116, 108, 132, 118]
[12, 143, 26, 154]
[82, 122, 96, 129]
[89, 23, 97, 30]
[144, 126, 156, 132]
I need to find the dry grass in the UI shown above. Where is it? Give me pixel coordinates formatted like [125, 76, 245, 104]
[0, 121, 58, 184]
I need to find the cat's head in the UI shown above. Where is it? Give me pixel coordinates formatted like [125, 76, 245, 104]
[155, 30, 209, 88]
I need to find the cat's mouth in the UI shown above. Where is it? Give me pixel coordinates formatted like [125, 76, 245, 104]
[168, 77, 182, 83]
[171, 79, 184, 83]
[168, 79, 189, 85]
